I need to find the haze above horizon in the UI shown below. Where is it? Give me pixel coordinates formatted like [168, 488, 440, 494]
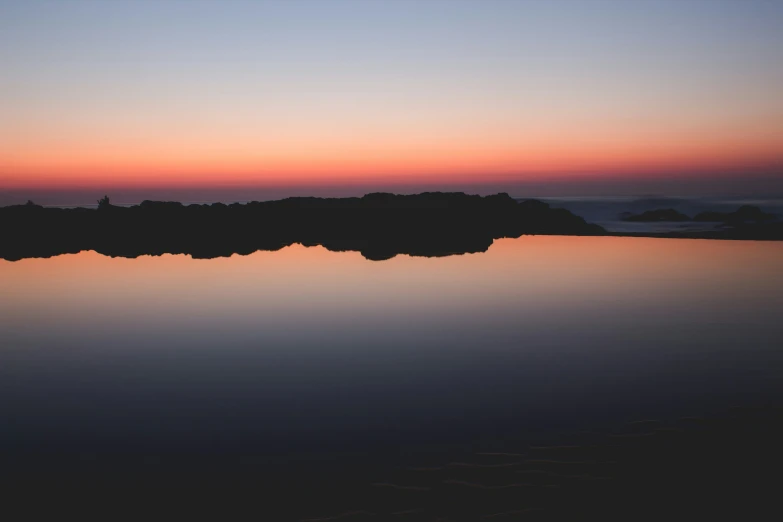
[1, 0, 782, 204]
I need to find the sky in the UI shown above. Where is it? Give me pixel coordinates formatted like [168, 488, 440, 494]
[1, 0, 782, 204]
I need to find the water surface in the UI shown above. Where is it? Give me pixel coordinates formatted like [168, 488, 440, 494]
[2, 236, 782, 463]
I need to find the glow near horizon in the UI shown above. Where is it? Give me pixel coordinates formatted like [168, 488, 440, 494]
[1, 0, 782, 193]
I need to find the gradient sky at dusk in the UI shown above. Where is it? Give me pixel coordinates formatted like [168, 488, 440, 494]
[1, 0, 782, 203]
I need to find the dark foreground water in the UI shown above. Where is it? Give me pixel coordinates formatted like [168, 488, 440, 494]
[1, 236, 783, 518]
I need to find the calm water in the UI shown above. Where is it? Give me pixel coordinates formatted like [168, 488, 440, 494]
[2, 236, 783, 466]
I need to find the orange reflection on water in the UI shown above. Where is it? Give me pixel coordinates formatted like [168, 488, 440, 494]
[2, 237, 782, 332]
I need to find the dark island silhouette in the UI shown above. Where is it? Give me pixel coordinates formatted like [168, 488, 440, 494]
[3, 193, 782, 262]
[693, 204, 777, 224]
[623, 204, 777, 224]
[619, 204, 782, 240]
[1, 192, 604, 261]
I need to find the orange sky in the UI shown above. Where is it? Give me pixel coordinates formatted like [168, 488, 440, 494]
[1, 0, 782, 195]
[2, 119, 781, 190]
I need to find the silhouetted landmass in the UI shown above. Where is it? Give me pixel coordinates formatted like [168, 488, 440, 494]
[693, 204, 777, 224]
[623, 204, 778, 225]
[0, 192, 604, 261]
[617, 204, 782, 240]
[622, 208, 691, 222]
[4, 194, 782, 262]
